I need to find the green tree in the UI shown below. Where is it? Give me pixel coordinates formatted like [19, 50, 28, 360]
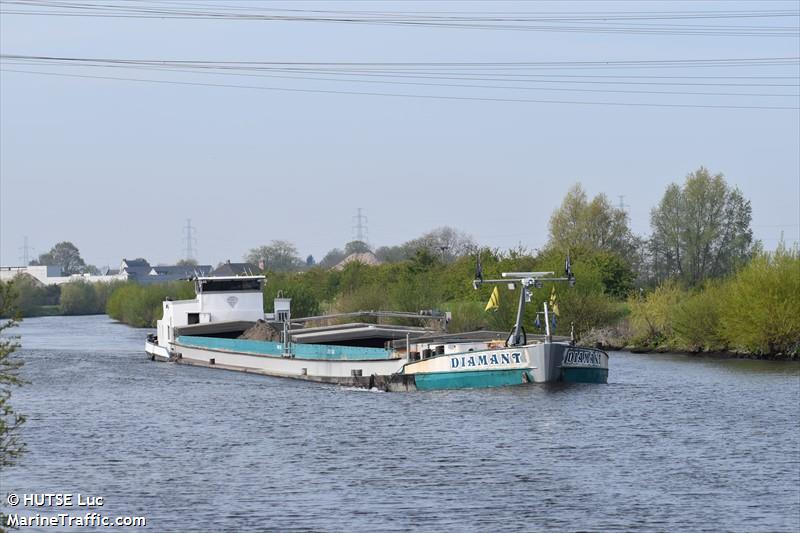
[547, 184, 640, 265]
[36, 241, 87, 275]
[345, 240, 372, 255]
[649, 167, 755, 285]
[245, 240, 303, 272]
[262, 274, 320, 318]
[319, 248, 347, 269]
[0, 281, 26, 507]
[374, 245, 408, 263]
[176, 258, 198, 267]
[401, 226, 476, 263]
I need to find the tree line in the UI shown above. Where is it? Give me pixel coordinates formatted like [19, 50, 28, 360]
[244, 226, 478, 272]
[4, 166, 797, 356]
[0, 276, 120, 317]
[236, 166, 797, 357]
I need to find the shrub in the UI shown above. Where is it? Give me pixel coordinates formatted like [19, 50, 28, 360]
[628, 281, 686, 347]
[106, 282, 194, 327]
[669, 282, 725, 352]
[262, 274, 320, 318]
[60, 281, 99, 315]
[718, 248, 800, 355]
[7, 274, 60, 317]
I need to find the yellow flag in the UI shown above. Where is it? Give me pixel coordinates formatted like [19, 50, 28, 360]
[549, 286, 559, 316]
[485, 286, 500, 312]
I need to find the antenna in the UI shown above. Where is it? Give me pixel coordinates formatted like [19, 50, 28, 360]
[182, 219, 197, 261]
[352, 208, 368, 243]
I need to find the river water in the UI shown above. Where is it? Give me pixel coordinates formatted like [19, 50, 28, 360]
[2, 315, 799, 532]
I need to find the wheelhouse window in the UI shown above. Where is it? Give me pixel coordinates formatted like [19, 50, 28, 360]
[198, 279, 262, 292]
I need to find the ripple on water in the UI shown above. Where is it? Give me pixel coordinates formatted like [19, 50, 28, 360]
[4, 315, 799, 532]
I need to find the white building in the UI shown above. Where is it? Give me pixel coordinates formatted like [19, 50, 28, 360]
[0, 265, 126, 286]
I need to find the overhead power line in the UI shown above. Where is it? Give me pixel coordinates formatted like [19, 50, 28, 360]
[3, 67, 797, 110]
[3, 57, 797, 97]
[1, 1, 798, 36]
[2, 54, 797, 110]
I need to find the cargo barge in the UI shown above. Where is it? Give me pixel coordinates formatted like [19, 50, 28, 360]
[145, 266, 608, 390]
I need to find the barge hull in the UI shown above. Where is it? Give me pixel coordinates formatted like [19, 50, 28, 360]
[412, 369, 531, 390]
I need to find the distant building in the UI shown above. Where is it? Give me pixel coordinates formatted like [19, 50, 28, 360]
[148, 264, 212, 282]
[118, 258, 152, 282]
[0, 258, 212, 286]
[0, 265, 62, 284]
[0, 265, 125, 286]
[332, 252, 382, 271]
[211, 260, 260, 277]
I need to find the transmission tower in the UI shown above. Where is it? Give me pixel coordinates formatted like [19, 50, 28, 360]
[352, 208, 368, 243]
[183, 219, 197, 261]
[19, 236, 33, 265]
[618, 195, 630, 213]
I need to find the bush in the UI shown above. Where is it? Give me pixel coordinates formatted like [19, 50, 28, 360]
[718, 248, 800, 355]
[7, 274, 60, 317]
[626, 247, 799, 356]
[106, 282, 194, 327]
[60, 281, 99, 315]
[262, 274, 320, 318]
[628, 281, 686, 347]
[669, 282, 725, 352]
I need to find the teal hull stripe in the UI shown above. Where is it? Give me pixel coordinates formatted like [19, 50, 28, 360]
[177, 335, 391, 361]
[561, 366, 608, 384]
[413, 369, 528, 390]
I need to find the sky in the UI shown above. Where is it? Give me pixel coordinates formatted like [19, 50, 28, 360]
[1, 0, 798, 269]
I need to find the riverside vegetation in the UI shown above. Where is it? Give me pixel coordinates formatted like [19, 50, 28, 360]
[101, 244, 799, 359]
[3, 276, 120, 317]
[5, 167, 799, 358]
[0, 278, 25, 532]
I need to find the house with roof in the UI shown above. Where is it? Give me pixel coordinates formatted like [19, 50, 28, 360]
[332, 252, 382, 271]
[119, 258, 153, 282]
[149, 264, 212, 282]
[211, 260, 260, 277]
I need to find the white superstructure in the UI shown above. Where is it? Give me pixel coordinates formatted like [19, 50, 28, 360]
[155, 276, 265, 348]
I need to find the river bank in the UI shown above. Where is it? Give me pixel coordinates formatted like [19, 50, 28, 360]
[584, 326, 800, 361]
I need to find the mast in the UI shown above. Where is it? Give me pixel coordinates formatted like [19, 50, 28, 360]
[472, 261, 575, 346]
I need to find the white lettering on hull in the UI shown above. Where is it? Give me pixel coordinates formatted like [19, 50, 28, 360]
[450, 351, 524, 369]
